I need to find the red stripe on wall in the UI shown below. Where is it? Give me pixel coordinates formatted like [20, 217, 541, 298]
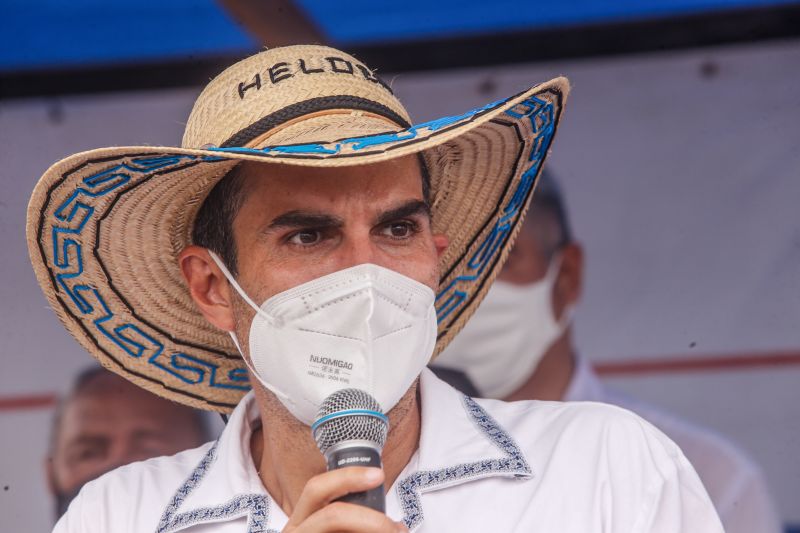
[0, 393, 57, 412]
[1, 351, 800, 412]
[594, 350, 800, 376]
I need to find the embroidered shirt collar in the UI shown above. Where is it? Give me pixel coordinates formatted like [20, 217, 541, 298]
[413, 368, 532, 476]
[156, 368, 532, 532]
[392, 369, 532, 529]
[156, 391, 280, 533]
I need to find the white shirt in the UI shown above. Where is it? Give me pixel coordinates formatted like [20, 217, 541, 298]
[565, 356, 782, 533]
[55, 369, 723, 532]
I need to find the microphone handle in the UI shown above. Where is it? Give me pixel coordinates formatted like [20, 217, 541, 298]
[327, 445, 385, 513]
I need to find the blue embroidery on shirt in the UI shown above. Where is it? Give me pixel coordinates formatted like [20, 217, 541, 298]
[396, 396, 531, 530]
[157, 442, 279, 533]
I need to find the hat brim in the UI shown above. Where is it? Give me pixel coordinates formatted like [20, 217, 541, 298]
[27, 78, 568, 412]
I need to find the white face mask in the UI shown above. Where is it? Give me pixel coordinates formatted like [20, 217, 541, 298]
[210, 254, 438, 425]
[435, 256, 572, 399]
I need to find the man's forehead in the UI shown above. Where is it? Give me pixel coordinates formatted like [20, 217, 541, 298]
[59, 393, 189, 439]
[236, 157, 425, 212]
[239, 155, 422, 185]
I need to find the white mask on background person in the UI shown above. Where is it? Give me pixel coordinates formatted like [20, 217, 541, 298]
[210, 253, 438, 425]
[435, 255, 573, 399]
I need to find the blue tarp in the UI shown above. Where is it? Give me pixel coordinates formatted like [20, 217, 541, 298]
[1, 0, 797, 71]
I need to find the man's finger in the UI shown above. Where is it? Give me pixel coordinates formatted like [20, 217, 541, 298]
[287, 467, 385, 527]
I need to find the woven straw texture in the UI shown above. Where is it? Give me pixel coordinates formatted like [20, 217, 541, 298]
[27, 45, 569, 412]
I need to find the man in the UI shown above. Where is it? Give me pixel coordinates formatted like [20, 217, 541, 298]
[27, 45, 723, 531]
[47, 366, 213, 520]
[435, 171, 783, 533]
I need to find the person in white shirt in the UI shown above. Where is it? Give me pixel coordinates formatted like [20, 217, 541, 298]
[27, 45, 724, 532]
[435, 170, 782, 533]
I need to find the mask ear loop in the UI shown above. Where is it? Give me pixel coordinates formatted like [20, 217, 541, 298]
[207, 250, 293, 405]
[229, 328, 294, 407]
[207, 250, 279, 327]
[543, 251, 575, 330]
[206, 250, 272, 363]
[205, 250, 264, 366]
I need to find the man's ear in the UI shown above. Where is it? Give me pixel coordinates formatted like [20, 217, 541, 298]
[433, 233, 449, 258]
[178, 246, 236, 332]
[553, 242, 583, 319]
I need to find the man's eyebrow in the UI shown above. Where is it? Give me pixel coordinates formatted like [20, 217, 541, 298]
[374, 200, 431, 226]
[265, 211, 344, 232]
[65, 434, 107, 452]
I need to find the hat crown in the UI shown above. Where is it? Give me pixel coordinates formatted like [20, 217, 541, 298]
[182, 45, 411, 149]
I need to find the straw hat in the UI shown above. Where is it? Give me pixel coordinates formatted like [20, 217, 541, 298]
[27, 45, 569, 412]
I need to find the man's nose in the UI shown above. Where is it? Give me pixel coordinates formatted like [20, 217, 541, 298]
[336, 233, 380, 269]
[83, 446, 136, 485]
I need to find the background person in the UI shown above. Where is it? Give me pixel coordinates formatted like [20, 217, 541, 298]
[434, 170, 783, 533]
[46, 366, 214, 519]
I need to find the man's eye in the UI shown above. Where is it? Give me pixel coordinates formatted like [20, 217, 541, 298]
[382, 222, 416, 239]
[77, 448, 101, 461]
[288, 230, 321, 245]
[68, 446, 103, 465]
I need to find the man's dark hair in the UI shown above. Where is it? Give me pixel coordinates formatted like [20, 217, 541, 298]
[192, 165, 249, 277]
[192, 155, 432, 276]
[526, 169, 573, 260]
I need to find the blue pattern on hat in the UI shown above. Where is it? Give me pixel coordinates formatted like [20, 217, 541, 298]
[435, 94, 556, 324]
[42, 91, 556, 400]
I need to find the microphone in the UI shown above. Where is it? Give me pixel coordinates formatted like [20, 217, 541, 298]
[311, 389, 389, 512]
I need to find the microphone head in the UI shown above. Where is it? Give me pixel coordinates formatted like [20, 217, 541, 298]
[312, 389, 389, 456]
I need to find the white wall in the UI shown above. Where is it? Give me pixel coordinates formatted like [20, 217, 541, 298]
[1, 38, 798, 530]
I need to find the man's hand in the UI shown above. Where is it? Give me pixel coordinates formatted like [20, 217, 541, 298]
[283, 467, 408, 532]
